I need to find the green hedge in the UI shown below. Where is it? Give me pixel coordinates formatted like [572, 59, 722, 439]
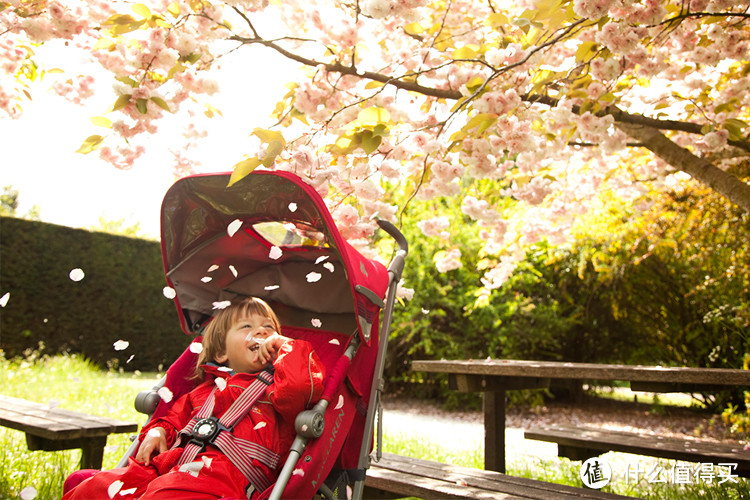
[0, 216, 189, 371]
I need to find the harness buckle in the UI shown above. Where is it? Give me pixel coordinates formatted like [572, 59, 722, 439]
[188, 416, 225, 447]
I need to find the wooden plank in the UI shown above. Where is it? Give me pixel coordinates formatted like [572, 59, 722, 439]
[412, 360, 750, 387]
[0, 395, 137, 440]
[369, 453, 632, 500]
[524, 425, 750, 477]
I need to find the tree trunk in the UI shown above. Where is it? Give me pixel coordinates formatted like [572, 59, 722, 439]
[616, 122, 750, 213]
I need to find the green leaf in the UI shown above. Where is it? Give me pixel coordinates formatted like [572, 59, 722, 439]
[76, 135, 105, 154]
[111, 94, 131, 112]
[151, 97, 171, 112]
[116, 76, 137, 87]
[135, 98, 148, 114]
[360, 130, 382, 155]
[228, 157, 261, 187]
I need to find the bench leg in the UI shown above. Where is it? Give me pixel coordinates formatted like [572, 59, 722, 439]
[483, 389, 506, 474]
[26, 434, 107, 470]
[80, 437, 107, 470]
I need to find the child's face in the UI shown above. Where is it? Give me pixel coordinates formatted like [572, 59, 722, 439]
[215, 312, 277, 373]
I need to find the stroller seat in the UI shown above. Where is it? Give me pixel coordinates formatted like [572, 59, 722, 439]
[64, 170, 407, 500]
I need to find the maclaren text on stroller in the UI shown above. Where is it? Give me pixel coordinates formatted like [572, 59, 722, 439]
[63, 170, 408, 500]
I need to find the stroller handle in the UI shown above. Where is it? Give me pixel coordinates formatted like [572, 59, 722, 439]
[376, 219, 408, 255]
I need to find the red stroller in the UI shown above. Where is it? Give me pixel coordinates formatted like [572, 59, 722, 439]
[64, 170, 407, 499]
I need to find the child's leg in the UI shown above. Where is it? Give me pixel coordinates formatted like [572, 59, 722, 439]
[139, 456, 251, 499]
[61, 459, 158, 500]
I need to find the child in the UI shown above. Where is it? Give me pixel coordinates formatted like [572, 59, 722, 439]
[63, 297, 326, 499]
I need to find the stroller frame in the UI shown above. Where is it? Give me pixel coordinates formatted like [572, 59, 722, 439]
[112, 170, 407, 500]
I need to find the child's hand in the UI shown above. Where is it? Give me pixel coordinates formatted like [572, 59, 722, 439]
[255, 333, 289, 365]
[136, 427, 167, 466]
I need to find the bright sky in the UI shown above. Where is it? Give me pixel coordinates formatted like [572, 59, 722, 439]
[1, 41, 298, 239]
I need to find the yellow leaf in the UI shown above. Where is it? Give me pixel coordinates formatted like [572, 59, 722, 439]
[132, 3, 151, 18]
[404, 23, 424, 35]
[485, 12, 509, 28]
[167, 2, 181, 16]
[76, 135, 105, 154]
[228, 157, 262, 187]
[364, 81, 384, 90]
[93, 38, 115, 51]
[453, 45, 478, 59]
[262, 141, 284, 168]
[252, 128, 286, 147]
[90, 116, 112, 128]
[357, 107, 390, 127]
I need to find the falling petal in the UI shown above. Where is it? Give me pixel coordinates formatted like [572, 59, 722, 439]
[212, 300, 231, 310]
[189, 342, 203, 354]
[163, 286, 176, 299]
[301, 424, 308, 432]
[120, 488, 138, 495]
[107, 480, 124, 499]
[269, 246, 283, 260]
[292, 468, 304, 477]
[288, 202, 298, 212]
[329, 338, 340, 345]
[254, 421, 267, 430]
[207, 264, 219, 272]
[315, 256, 329, 264]
[323, 262, 334, 273]
[227, 219, 243, 237]
[215, 378, 227, 391]
[229, 265, 238, 277]
[306, 272, 321, 283]
[201, 276, 212, 283]
[264, 284, 280, 291]
[456, 479, 468, 486]
[178, 461, 204, 477]
[126, 355, 135, 363]
[113, 340, 129, 351]
[69, 268, 85, 282]
[218, 366, 233, 372]
[157, 387, 173, 403]
[334, 394, 344, 410]
[421, 308, 430, 314]
[0, 292, 9, 307]
[311, 318, 322, 328]
[147, 428, 162, 438]
[47, 400, 60, 409]
[201, 456, 213, 468]
[19, 486, 37, 500]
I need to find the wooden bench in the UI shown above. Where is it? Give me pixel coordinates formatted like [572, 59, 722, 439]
[0, 394, 138, 469]
[524, 424, 750, 478]
[363, 452, 632, 499]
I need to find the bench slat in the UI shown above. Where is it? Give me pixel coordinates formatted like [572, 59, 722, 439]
[525, 424, 749, 477]
[367, 453, 631, 500]
[0, 395, 137, 440]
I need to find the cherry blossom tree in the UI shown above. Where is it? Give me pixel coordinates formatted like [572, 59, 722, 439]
[2, 0, 749, 290]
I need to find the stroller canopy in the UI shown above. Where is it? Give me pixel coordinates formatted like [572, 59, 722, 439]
[160, 170, 388, 343]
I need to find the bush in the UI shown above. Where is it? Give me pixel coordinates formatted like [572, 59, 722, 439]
[0, 217, 189, 371]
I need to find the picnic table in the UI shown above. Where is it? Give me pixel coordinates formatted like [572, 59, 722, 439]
[0, 394, 138, 469]
[411, 359, 750, 475]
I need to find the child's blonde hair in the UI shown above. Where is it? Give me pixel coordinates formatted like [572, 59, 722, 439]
[194, 296, 281, 379]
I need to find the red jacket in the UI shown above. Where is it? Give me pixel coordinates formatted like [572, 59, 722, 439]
[63, 339, 325, 500]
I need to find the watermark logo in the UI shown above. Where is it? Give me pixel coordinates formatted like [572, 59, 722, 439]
[580, 457, 612, 489]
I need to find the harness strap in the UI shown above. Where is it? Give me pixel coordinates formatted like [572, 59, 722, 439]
[174, 367, 277, 494]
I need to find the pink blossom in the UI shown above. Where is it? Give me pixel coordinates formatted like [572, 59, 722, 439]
[435, 248, 462, 273]
[417, 216, 450, 239]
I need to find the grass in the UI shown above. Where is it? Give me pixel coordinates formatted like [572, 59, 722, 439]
[0, 350, 160, 499]
[1, 352, 748, 499]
